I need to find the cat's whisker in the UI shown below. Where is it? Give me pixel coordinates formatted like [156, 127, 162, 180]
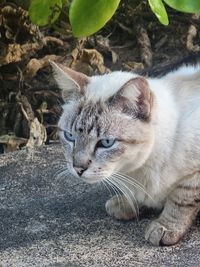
[101, 179, 113, 197]
[53, 167, 67, 178]
[136, 169, 166, 192]
[104, 178, 120, 196]
[114, 172, 155, 204]
[104, 178, 125, 213]
[116, 172, 154, 198]
[107, 176, 139, 221]
[136, 166, 166, 190]
[104, 179, 124, 214]
[114, 172, 146, 195]
[110, 178, 139, 221]
[112, 179, 138, 219]
[54, 167, 70, 180]
[117, 172, 145, 189]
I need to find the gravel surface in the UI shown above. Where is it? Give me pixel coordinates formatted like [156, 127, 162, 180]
[0, 144, 199, 267]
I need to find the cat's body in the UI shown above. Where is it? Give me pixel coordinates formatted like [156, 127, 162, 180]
[126, 66, 200, 207]
[51, 60, 200, 246]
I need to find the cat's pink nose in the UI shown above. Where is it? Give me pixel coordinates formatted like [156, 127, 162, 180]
[74, 166, 87, 176]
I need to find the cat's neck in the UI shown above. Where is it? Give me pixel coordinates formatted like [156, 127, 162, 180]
[129, 78, 179, 203]
[146, 78, 179, 168]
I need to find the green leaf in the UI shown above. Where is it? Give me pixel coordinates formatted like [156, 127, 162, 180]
[69, 0, 121, 37]
[148, 0, 169, 26]
[164, 0, 200, 13]
[29, 0, 62, 26]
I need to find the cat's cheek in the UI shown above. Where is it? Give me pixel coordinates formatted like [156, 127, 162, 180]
[96, 146, 127, 174]
[59, 137, 74, 165]
[97, 146, 125, 162]
[61, 141, 73, 155]
[124, 142, 152, 169]
[111, 158, 126, 173]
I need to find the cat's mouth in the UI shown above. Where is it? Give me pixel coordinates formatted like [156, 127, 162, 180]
[70, 168, 101, 184]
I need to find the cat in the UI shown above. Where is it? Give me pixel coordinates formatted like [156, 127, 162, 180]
[50, 59, 200, 246]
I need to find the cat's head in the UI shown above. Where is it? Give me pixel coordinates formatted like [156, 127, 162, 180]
[51, 62, 155, 183]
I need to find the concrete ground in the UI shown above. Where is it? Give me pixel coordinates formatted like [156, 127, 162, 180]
[0, 144, 199, 267]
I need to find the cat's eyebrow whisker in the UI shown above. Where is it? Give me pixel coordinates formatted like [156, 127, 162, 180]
[113, 172, 155, 204]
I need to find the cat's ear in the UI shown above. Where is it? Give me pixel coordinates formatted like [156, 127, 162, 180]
[50, 61, 90, 101]
[110, 77, 154, 122]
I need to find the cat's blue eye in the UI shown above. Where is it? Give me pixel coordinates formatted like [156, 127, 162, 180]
[64, 131, 75, 142]
[97, 138, 115, 148]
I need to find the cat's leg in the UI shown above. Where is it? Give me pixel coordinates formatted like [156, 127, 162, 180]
[105, 195, 139, 220]
[145, 172, 200, 246]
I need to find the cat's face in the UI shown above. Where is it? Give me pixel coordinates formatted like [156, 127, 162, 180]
[52, 62, 155, 183]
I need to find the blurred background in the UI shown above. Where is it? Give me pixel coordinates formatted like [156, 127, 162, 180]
[0, 0, 200, 153]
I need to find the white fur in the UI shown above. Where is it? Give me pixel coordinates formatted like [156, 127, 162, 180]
[83, 64, 200, 208]
[50, 61, 80, 92]
[57, 62, 200, 209]
[55, 62, 200, 246]
[130, 64, 200, 207]
[86, 71, 137, 101]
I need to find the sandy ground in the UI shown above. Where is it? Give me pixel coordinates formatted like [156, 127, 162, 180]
[0, 144, 199, 267]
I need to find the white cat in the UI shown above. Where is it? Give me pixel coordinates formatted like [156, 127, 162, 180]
[51, 61, 200, 246]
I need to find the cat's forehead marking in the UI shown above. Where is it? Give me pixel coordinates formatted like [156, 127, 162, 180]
[73, 101, 104, 136]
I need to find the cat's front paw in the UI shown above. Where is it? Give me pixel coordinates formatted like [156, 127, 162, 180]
[105, 195, 137, 220]
[145, 220, 185, 246]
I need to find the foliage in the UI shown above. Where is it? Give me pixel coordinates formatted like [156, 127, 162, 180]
[148, 0, 169, 26]
[69, 0, 121, 37]
[29, 0, 63, 26]
[148, 0, 200, 26]
[29, 0, 200, 36]
[1, 1, 199, 153]
[164, 0, 200, 13]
